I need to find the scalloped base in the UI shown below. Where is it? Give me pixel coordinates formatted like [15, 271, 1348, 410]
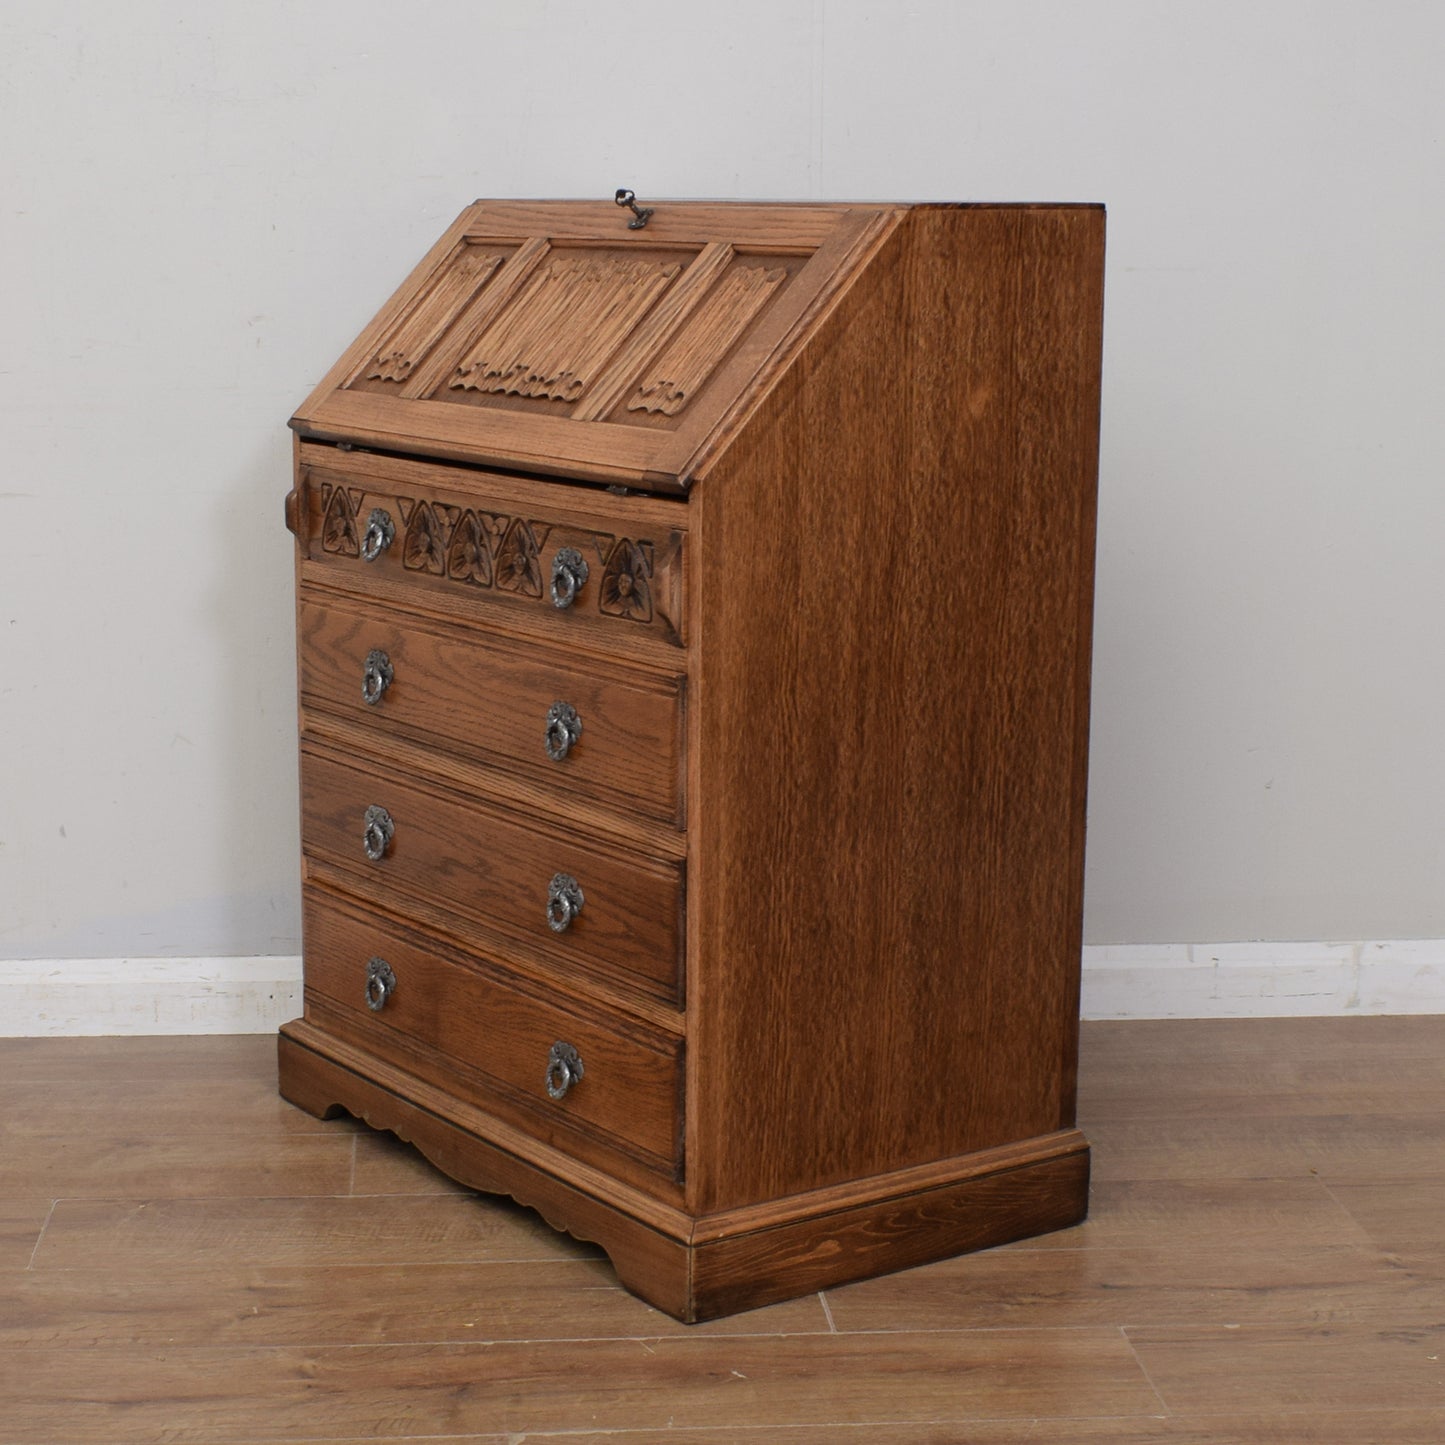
[278, 1021, 1090, 1323]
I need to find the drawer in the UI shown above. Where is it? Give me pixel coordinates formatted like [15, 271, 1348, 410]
[299, 591, 683, 827]
[302, 888, 683, 1176]
[294, 456, 685, 647]
[301, 742, 684, 1004]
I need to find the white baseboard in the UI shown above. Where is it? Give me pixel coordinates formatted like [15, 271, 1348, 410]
[0, 957, 303, 1037]
[2, 941, 1443, 1036]
[1081, 939, 1445, 1019]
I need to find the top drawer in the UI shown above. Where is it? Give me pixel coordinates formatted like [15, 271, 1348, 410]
[289, 447, 686, 649]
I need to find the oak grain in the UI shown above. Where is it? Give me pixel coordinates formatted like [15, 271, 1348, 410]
[0, 1330, 1158, 1442]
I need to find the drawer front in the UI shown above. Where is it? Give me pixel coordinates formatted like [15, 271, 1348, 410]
[299, 463, 685, 647]
[299, 592, 684, 827]
[302, 889, 682, 1174]
[301, 744, 684, 1003]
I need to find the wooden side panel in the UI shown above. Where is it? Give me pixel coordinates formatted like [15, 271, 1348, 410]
[687, 205, 1105, 1212]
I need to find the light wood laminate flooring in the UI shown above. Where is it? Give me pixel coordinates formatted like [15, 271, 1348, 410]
[0, 1017, 1441, 1442]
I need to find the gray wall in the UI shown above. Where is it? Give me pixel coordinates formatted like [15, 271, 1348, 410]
[4, 1, 1443, 958]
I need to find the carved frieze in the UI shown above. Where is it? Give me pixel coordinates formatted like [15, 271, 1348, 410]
[311, 480, 675, 637]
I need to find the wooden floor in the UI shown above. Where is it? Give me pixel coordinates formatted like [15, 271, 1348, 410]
[0, 1017, 1442, 1442]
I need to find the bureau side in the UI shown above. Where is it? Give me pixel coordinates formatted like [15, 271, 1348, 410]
[685, 203, 1106, 1221]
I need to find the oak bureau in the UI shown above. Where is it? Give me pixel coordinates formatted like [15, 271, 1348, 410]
[278, 196, 1106, 1321]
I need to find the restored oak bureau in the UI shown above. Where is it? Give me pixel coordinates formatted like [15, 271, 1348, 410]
[279, 196, 1106, 1321]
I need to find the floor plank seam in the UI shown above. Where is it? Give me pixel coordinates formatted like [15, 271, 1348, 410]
[1117, 1323, 1173, 1419]
[22, 1200, 56, 1272]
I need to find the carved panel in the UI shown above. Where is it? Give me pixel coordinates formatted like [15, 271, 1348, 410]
[450, 256, 682, 403]
[365, 246, 507, 383]
[628, 263, 787, 416]
[320, 485, 359, 557]
[308, 475, 679, 641]
[598, 538, 655, 624]
[403, 501, 455, 576]
[446, 510, 504, 588]
[494, 518, 547, 597]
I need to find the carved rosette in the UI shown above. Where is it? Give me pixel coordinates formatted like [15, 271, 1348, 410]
[598, 538, 654, 624]
[495, 519, 546, 598]
[446, 510, 501, 587]
[402, 500, 448, 576]
[320, 485, 360, 557]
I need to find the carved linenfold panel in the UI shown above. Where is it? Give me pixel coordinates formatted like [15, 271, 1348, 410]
[320, 485, 359, 557]
[628, 263, 788, 416]
[365, 247, 507, 383]
[598, 538, 655, 624]
[450, 256, 682, 403]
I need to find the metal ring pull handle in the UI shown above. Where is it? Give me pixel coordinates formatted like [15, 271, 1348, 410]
[361, 508, 395, 562]
[361, 649, 394, 706]
[544, 701, 582, 762]
[365, 957, 396, 1012]
[546, 873, 585, 932]
[546, 1041, 585, 1100]
[363, 804, 395, 862]
[550, 547, 589, 608]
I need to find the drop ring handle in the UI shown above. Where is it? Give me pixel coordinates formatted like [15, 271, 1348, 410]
[546, 873, 584, 932]
[546, 1041, 584, 1099]
[364, 957, 396, 1011]
[361, 649, 394, 706]
[544, 701, 582, 762]
[361, 508, 395, 562]
[550, 548, 589, 609]
[363, 804, 395, 862]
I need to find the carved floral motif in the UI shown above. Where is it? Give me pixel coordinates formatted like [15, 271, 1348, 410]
[402, 500, 449, 576]
[494, 518, 546, 597]
[446, 510, 503, 588]
[320, 485, 360, 557]
[598, 538, 655, 623]
[315, 484, 670, 633]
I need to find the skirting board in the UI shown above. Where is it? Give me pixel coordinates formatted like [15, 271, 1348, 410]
[2, 941, 1444, 1036]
